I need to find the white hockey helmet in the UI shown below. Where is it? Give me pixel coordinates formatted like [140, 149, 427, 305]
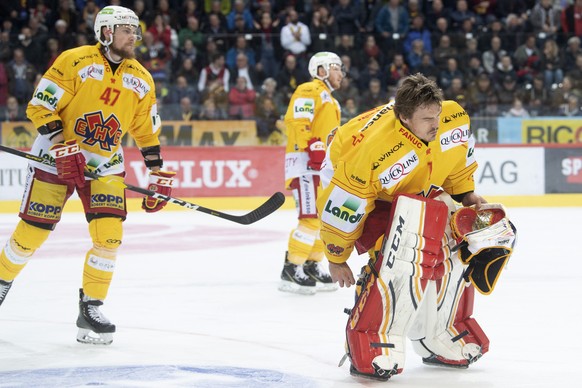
[94, 5, 142, 46]
[308, 51, 345, 80]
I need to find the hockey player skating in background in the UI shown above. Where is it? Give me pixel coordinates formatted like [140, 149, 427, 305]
[280, 52, 345, 294]
[317, 73, 516, 380]
[0, 6, 175, 345]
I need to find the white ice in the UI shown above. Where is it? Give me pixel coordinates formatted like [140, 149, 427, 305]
[0, 204, 580, 387]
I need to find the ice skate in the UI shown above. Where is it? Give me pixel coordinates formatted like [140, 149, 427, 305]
[304, 260, 338, 291]
[76, 289, 116, 345]
[0, 279, 13, 306]
[279, 254, 316, 295]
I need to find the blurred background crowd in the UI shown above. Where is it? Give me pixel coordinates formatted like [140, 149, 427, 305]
[1, 0, 582, 142]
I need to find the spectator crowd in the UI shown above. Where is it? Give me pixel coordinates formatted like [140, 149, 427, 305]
[2, 0, 582, 142]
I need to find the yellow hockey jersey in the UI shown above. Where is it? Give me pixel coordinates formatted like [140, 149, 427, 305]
[284, 78, 341, 185]
[27, 44, 161, 176]
[317, 100, 477, 263]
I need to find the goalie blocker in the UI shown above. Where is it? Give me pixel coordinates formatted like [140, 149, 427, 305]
[343, 194, 517, 381]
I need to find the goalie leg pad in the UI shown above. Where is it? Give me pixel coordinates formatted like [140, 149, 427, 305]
[345, 195, 448, 379]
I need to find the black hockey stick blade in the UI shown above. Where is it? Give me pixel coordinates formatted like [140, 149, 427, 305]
[0, 144, 286, 225]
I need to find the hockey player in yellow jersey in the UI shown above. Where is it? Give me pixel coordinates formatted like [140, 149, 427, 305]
[0, 6, 175, 345]
[279, 52, 345, 294]
[318, 74, 516, 380]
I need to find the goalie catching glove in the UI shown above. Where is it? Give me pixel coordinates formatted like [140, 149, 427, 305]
[306, 137, 325, 171]
[49, 139, 87, 187]
[451, 204, 517, 295]
[142, 170, 176, 213]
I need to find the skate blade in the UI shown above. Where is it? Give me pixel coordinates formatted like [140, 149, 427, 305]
[422, 356, 469, 369]
[278, 280, 316, 295]
[77, 328, 113, 345]
[316, 282, 339, 292]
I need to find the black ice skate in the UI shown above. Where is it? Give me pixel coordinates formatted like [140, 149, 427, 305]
[304, 260, 338, 291]
[278, 253, 316, 295]
[76, 288, 116, 345]
[0, 279, 13, 306]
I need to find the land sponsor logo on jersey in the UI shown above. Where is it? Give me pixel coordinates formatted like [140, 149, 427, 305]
[292, 98, 315, 120]
[78, 63, 105, 82]
[321, 186, 366, 233]
[122, 73, 150, 99]
[439, 124, 470, 152]
[378, 150, 419, 189]
[30, 78, 65, 111]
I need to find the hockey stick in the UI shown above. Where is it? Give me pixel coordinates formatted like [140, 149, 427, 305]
[0, 144, 286, 225]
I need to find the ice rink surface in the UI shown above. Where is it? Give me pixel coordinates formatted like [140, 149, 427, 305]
[0, 203, 580, 387]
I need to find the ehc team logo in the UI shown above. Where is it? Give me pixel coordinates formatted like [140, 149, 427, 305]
[74, 112, 122, 151]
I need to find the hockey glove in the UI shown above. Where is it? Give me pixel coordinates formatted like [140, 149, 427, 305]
[141, 170, 176, 213]
[49, 139, 86, 187]
[451, 204, 517, 295]
[305, 137, 325, 171]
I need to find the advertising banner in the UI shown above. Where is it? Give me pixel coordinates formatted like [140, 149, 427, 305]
[474, 146, 545, 195]
[544, 146, 582, 193]
[123, 146, 286, 197]
[498, 117, 582, 144]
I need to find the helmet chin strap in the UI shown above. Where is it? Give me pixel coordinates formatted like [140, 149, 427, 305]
[323, 78, 335, 92]
[101, 35, 122, 64]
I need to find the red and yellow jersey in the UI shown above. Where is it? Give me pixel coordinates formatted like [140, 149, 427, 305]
[27, 43, 161, 176]
[284, 78, 341, 185]
[317, 100, 477, 263]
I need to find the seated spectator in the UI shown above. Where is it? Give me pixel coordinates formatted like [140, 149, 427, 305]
[497, 75, 521, 112]
[165, 75, 200, 107]
[228, 76, 256, 119]
[374, 0, 409, 55]
[564, 36, 582, 73]
[226, 0, 254, 32]
[493, 55, 517, 86]
[444, 76, 465, 101]
[482, 35, 507, 75]
[256, 77, 286, 117]
[6, 48, 37, 104]
[230, 53, 260, 92]
[450, 0, 477, 31]
[199, 98, 228, 120]
[540, 38, 564, 88]
[464, 55, 486, 85]
[385, 53, 409, 87]
[550, 76, 581, 113]
[341, 97, 359, 124]
[439, 57, 464, 90]
[309, 4, 338, 54]
[357, 57, 384, 92]
[360, 77, 387, 112]
[466, 72, 497, 115]
[198, 52, 230, 93]
[403, 14, 432, 55]
[413, 52, 439, 81]
[529, 0, 560, 40]
[174, 38, 198, 73]
[1, 95, 26, 121]
[361, 34, 385, 69]
[426, 0, 451, 32]
[226, 35, 256, 70]
[432, 34, 458, 70]
[174, 57, 198, 85]
[167, 96, 198, 121]
[340, 54, 360, 85]
[147, 13, 174, 55]
[255, 11, 281, 80]
[178, 16, 204, 50]
[255, 97, 281, 142]
[334, 76, 360, 108]
[513, 34, 541, 85]
[136, 31, 169, 82]
[504, 97, 530, 118]
[560, 94, 582, 117]
[561, 0, 582, 38]
[521, 74, 551, 116]
[280, 9, 312, 69]
[51, 19, 76, 52]
[406, 39, 426, 71]
[276, 54, 309, 106]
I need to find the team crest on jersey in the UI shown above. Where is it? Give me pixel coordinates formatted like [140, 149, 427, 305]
[292, 98, 315, 120]
[122, 73, 150, 99]
[30, 78, 65, 111]
[74, 111, 122, 151]
[78, 64, 105, 82]
[320, 90, 332, 104]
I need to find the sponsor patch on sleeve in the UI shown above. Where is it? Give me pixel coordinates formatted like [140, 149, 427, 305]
[439, 124, 470, 151]
[30, 78, 65, 111]
[292, 98, 315, 121]
[321, 186, 366, 233]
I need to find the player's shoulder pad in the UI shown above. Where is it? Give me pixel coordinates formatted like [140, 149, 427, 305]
[47, 45, 100, 78]
[440, 100, 469, 126]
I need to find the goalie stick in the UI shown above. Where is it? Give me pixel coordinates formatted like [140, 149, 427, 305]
[0, 144, 285, 225]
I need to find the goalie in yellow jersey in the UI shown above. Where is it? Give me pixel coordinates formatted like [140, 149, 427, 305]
[317, 74, 517, 380]
[279, 52, 345, 295]
[0, 6, 175, 345]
